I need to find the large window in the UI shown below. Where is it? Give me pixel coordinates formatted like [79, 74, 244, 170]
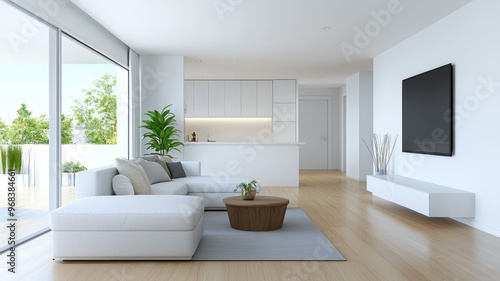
[61, 35, 128, 205]
[0, 2, 129, 251]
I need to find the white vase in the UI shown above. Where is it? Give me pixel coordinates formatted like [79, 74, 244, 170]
[374, 169, 387, 175]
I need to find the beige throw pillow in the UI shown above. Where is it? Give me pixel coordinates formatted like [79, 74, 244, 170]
[115, 158, 152, 195]
[158, 155, 173, 163]
[155, 159, 172, 178]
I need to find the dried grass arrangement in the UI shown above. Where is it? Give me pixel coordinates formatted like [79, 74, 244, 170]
[363, 133, 397, 175]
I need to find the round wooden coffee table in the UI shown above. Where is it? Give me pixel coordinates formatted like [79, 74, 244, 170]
[223, 196, 289, 231]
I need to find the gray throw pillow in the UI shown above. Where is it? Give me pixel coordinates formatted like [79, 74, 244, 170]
[166, 162, 186, 179]
[137, 159, 171, 184]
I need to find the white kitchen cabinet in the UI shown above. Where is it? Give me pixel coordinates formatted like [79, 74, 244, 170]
[241, 81, 257, 116]
[209, 81, 225, 116]
[184, 81, 194, 116]
[272, 80, 297, 142]
[225, 81, 241, 116]
[273, 103, 296, 121]
[186, 80, 276, 118]
[273, 80, 296, 103]
[193, 81, 209, 116]
[273, 121, 296, 142]
[257, 81, 273, 117]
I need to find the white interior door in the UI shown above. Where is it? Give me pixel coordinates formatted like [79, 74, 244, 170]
[299, 99, 328, 169]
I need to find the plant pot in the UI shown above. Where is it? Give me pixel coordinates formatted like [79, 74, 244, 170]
[374, 169, 387, 176]
[62, 172, 75, 187]
[242, 188, 257, 200]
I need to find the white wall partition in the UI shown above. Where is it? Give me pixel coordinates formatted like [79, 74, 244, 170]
[140, 56, 184, 158]
[345, 72, 373, 180]
[129, 49, 141, 158]
[184, 142, 301, 186]
[373, 0, 500, 236]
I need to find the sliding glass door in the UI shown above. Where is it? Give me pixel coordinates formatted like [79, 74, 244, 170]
[61, 35, 129, 205]
[0, 2, 129, 251]
[0, 1, 52, 249]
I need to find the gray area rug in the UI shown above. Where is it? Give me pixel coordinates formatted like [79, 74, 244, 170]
[192, 208, 346, 261]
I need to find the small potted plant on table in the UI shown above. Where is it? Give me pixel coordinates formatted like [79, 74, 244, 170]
[234, 180, 258, 200]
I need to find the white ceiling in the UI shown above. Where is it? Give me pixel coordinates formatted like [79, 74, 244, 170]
[70, 0, 471, 88]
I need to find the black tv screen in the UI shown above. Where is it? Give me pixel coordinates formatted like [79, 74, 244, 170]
[402, 63, 453, 156]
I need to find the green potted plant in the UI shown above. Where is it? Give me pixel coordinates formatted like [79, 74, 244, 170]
[141, 104, 184, 158]
[234, 180, 258, 200]
[62, 161, 87, 187]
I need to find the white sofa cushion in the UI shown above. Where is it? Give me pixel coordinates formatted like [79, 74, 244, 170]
[115, 158, 151, 195]
[137, 159, 171, 184]
[112, 175, 134, 195]
[50, 195, 204, 231]
[151, 180, 188, 195]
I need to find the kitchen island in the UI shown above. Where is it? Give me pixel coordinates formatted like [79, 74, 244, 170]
[183, 142, 303, 187]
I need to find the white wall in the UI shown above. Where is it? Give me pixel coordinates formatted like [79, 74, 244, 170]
[346, 72, 373, 180]
[298, 87, 343, 170]
[373, 0, 500, 237]
[140, 56, 184, 158]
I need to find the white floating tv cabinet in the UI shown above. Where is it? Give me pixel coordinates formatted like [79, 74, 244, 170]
[367, 175, 475, 217]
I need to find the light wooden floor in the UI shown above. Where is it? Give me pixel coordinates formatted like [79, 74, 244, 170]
[2, 170, 500, 281]
[0, 181, 75, 242]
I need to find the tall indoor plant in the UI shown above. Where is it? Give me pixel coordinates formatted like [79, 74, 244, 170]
[141, 105, 184, 158]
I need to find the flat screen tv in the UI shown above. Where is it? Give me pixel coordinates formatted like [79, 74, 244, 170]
[402, 63, 453, 156]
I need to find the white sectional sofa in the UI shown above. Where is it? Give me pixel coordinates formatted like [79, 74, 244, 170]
[74, 160, 261, 209]
[50, 158, 261, 260]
